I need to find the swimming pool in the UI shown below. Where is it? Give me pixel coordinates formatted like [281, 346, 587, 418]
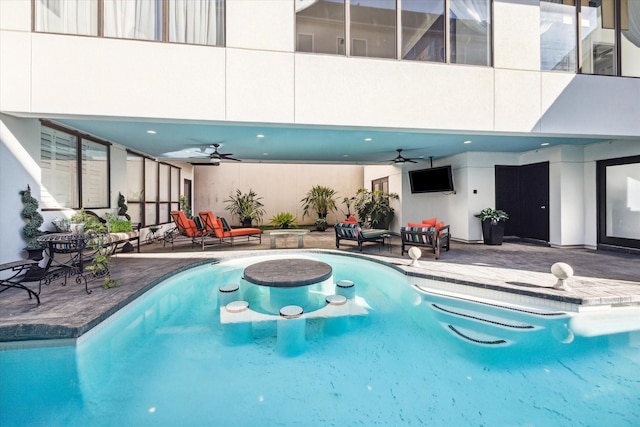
[1, 253, 639, 426]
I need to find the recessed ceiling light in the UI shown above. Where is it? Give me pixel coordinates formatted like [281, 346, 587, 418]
[343, 154, 349, 157]
[541, 142, 550, 146]
[463, 140, 472, 144]
[146, 130, 156, 134]
[257, 134, 265, 138]
[262, 152, 269, 156]
[364, 137, 372, 142]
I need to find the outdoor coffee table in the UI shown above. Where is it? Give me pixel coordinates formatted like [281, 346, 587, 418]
[267, 229, 310, 249]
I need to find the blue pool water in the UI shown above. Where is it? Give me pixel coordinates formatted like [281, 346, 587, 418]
[1, 253, 639, 426]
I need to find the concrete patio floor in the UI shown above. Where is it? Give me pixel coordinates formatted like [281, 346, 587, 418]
[1, 230, 639, 342]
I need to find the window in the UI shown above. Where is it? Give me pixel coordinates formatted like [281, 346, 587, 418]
[620, 0, 640, 77]
[296, 0, 492, 65]
[126, 151, 181, 226]
[581, 0, 617, 75]
[597, 155, 640, 250]
[350, 0, 396, 59]
[372, 177, 389, 193]
[35, 0, 225, 46]
[81, 139, 109, 207]
[297, 33, 314, 52]
[295, 0, 345, 55]
[103, 0, 163, 41]
[401, 0, 445, 62]
[450, 0, 492, 66]
[35, 0, 98, 35]
[168, 0, 225, 46]
[540, 0, 577, 72]
[40, 122, 110, 210]
[541, 0, 640, 77]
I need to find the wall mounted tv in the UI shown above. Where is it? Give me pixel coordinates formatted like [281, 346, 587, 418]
[409, 166, 455, 193]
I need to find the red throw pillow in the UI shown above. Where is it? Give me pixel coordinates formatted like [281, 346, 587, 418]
[435, 221, 444, 229]
[407, 222, 426, 228]
[343, 216, 358, 224]
[422, 217, 437, 227]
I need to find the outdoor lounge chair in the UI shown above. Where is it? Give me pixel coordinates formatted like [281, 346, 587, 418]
[170, 210, 208, 249]
[198, 211, 262, 245]
[400, 222, 450, 260]
[334, 222, 389, 252]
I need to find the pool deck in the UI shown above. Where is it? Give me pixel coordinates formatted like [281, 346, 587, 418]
[1, 231, 638, 342]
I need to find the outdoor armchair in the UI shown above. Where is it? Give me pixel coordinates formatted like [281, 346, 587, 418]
[334, 222, 388, 252]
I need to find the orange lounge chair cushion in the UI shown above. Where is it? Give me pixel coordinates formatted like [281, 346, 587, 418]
[171, 211, 206, 238]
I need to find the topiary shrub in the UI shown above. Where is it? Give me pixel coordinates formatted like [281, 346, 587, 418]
[117, 192, 131, 220]
[19, 185, 44, 249]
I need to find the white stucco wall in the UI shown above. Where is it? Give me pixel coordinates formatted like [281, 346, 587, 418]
[2, 1, 640, 136]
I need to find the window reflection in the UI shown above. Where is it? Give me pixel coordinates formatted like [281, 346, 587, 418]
[606, 163, 640, 240]
[104, 0, 163, 41]
[401, 0, 445, 62]
[35, 0, 98, 36]
[581, 0, 616, 75]
[540, 0, 577, 72]
[621, 0, 640, 77]
[350, 0, 396, 59]
[296, 0, 345, 55]
[450, 0, 492, 66]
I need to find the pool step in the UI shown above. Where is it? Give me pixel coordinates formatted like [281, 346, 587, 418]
[446, 324, 509, 346]
[431, 303, 537, 330]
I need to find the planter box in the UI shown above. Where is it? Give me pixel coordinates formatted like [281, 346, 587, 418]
[481, 219, 505, 245]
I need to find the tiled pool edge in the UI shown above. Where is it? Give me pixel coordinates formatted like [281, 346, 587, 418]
[1, 249, 636, 343]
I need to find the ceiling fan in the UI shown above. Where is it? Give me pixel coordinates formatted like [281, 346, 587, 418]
[386, 149, 421, 164]
[189, 143, 241, 165]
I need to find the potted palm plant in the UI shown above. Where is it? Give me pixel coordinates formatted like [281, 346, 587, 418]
[224, 189, 266, 226]
[474, 208, 509, 245]
[353, 188, 399, 229]
[300, 185, 338, 230]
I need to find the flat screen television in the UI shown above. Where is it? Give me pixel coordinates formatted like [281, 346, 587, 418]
[409, 166, 455, 193]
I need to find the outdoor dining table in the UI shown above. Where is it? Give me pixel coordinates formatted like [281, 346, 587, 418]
[37, 233, 105, 294]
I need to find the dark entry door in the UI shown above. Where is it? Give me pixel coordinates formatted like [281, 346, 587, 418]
[495, 162, 549, 242]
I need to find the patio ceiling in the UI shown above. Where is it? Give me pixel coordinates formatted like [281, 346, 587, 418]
[55, 117, 611, 165]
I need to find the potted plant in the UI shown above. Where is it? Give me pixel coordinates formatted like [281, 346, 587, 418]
[313, 217, 329, 231]
[300, 185, 338, 225]
[224, 189, 266, 227]
[179, 194, 192, 219]
[117, 192, 131, 220]
[19, 185, 45, 260]
[353, 188, 399, 229]
[338, 196, 356, 219]
[270, 212, 297, 229]
[474, 208, 509, 245]
[70, 209, 106, 234]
